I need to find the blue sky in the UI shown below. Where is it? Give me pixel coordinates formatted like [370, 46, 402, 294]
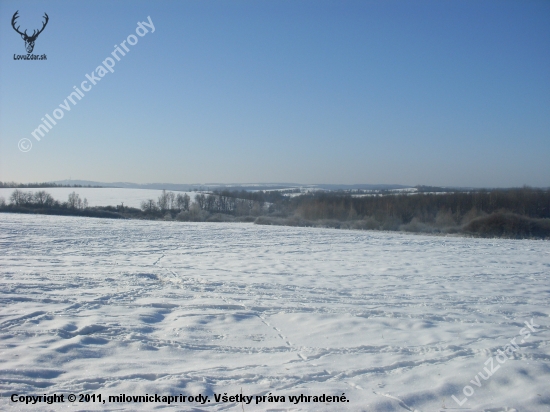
[0, 0, 548, 187]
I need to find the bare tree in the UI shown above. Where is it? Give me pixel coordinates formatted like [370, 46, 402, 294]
[157, 190, 170, 211]
[34, 190, 55, 206]
[67, 192, 83, 209]
[10, 189, 32, 206]
[141, 199, 158, 212]
[196, 193, 206, 210]
[205, 194, 216, 211]
[251, 201, 263, 216]
[167, 191, 176, 210]
[188, 202, 204, 221]
[176, 193, 190, 211]
[235, 199, 250, 216]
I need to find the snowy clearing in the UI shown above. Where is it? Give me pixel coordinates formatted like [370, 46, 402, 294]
[0, 214, 549, 411]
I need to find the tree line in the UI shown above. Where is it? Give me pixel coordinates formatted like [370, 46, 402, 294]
[1, 187, 549, 238]
[289, 187, 550, 223]
[4, 189, 88, 209]
[261, 187, 550, 238]
[0, 181, 102, 188]
[140, 190, 266, 219]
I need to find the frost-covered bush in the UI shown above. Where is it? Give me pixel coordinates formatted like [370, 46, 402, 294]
[399, 218, 435, 233]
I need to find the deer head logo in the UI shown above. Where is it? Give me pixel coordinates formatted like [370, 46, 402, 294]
[11, 11, 49, 54]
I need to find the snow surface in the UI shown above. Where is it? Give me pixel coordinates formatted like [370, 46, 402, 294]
[0, 188, 198, 208]
[0, 213, 549, 411]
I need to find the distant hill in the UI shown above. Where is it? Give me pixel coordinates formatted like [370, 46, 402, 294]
[51, 180, 413, 192]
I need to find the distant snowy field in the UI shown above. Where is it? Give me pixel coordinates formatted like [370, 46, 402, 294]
[0, 214, 549, 411]
[0, 188, 198, 208]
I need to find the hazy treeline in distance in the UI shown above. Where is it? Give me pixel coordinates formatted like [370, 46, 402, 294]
[0, 181, 104, 189]
[1, 187, 549, 239]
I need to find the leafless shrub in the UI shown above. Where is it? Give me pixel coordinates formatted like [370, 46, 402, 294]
[435, 210, 456, 228]
[381, 216, 403, 231]
[462, 212, 550, 239]
[363, 216, 381, 230]
[400, 218, 435, 233]
[461, 207, 487, 225]
[175, 211, 190, 221]
[235, 216, 256, 222]
[254, 215, 312, 227]
[206, 213, 235, 222]
[188, 202, 209, 221]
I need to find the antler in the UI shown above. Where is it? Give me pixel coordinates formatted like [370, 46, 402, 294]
[32, 13, 49, 38]
[11, 11, 27, 37]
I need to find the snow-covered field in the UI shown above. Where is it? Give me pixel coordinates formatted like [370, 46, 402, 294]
[0, 188, 198, 208]
[0, 214, 549, 411]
